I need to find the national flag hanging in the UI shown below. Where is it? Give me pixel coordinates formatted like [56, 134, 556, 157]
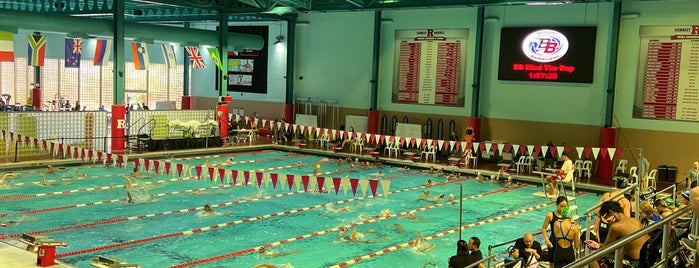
[28, 34, 47, 67]
[207, 47, 224, 72]
[93, 39, 112, 66]
[185, 46, 205, 69]
[65, 38, 82, 68]
[131, 42, 150, 70]
[0, 31, 14, 62]
[161, 43, 176, 69]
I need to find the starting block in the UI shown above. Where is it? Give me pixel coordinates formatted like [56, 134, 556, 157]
[90, 256, 139, 268]
[20, 234, 68, 267]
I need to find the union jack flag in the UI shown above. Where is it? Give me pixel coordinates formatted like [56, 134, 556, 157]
[185, 46, 205, 69]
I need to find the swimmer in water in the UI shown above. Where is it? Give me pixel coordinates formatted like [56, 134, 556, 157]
[0, 172, 17, 183]
[419, 190, 430, 200]
[432, 193, 445, 202]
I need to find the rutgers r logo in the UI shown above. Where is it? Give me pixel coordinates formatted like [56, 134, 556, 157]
[426, 29, 434, 37]
[521, 29, 569, 63]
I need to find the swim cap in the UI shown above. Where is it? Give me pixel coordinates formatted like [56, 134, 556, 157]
[561, 207, 571, 219]
[682, 188, 691, 200]
[615, 177, 628, 188]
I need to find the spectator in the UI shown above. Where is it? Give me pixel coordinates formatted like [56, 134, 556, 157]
[586, 201, 648, 268]
[551, 207, 580, 268]
[448, 240, 470, 268]
[509, 233, 542, 268]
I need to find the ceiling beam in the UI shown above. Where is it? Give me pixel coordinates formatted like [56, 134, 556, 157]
[274, 0, 310, 10]
[346, 0, 366, 8]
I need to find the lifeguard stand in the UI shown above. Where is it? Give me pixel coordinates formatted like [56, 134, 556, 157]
[90, 255, 139, 267]
[19, 234, 67, 267]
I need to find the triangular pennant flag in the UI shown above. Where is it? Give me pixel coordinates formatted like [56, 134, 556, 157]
[332, 177, 342, 195]
[195, 166, 203, 180]
[533, 146, 541, 157]
[33, 138, 39, 149]
[342, 176, 350, 195]
[548, 146, 557, 158]
[368, 179, 379, 197]
[380, 180, 391, 198]
[359, 179, 369, 197]
[576, 147, 584, 158]
[591, 147, 600, 159]
[80, 149, 86, 161]
[232, 170, 239, 185]
[271, 173, 279, 189]
[556, 146, 565, 158]
[420, 138, 427, 148]
[218, 168, 225, 184]
[154, 160, 160, 174]
[244, 171, 251, 186]
[293, 174, 302, 191]
[616, 148, 624, 158]
[164, 162, 171, 175]
[503, 143, 511, 153]
[317, 177, 325, 192]
[208, 167, 215, 182]
[497, 143, 505, 153]
[437, 140, 445, 150]
[263, 173, 271, 188]
[349, 178, 359, 196]
[285, 174, 294, 190]
[527, 145, 534, 156]
[255, 172, 264, 187]
[309, 176, 318, 192]
[134, 158, 141, 170]
[117, 155, 125, 167]
[301, 175, 310, 192]
[176, 163, 184, 177]
[96, 151, 103, 162]
[606, 148, 616, 160]
[143, 159, 150, 172]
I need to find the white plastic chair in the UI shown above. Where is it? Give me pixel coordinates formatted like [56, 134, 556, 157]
[318, 132, 331, 148]
[384, 141, 401, 158]
[514, 156, 527, 174]
[628, 166, 638, 185]
[421, 145, 437, 162]
[615, 159, 628, 175]
[352, 137, 365, 153]
[646, 169, 658, 190]
[464, 149, 478, 168]
[574, 160, 584, 179]
[523, 156, 534, 173]
[581, 160, 593, 179]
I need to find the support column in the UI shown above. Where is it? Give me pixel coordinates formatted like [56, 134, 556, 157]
[32, 87, 41, 111]
[283, 103, 294, 123]
[111, 105, 126, 151]
[217, 104, 228, 140]
[367, 110, 379, 134]
[598, 127, 616, 184]
[467, 117, 481, 142]
[181, 96, 192, 110]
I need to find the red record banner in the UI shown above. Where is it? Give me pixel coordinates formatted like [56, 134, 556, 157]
[392, 29, 468, 107]
[634, 25, 699, 121]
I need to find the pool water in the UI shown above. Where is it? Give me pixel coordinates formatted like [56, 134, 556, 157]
[0, 150, 600, 268]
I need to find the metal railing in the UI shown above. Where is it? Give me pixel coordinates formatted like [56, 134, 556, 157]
[467, 254, 496, 268]
[583, 182, 640, 255]
[486, 231, 546, 267]
[567, 205, 692, 268]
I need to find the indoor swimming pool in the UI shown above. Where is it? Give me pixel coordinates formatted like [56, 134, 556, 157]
[0, 150, 601, 268]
